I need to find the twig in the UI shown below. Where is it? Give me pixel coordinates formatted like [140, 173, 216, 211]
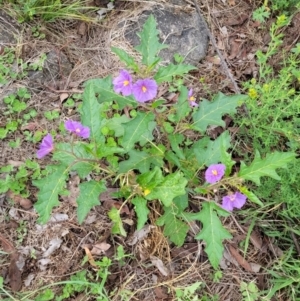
[191, 0, 241, 94]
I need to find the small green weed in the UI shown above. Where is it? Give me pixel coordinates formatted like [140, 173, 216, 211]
[240, 281, 260, 301]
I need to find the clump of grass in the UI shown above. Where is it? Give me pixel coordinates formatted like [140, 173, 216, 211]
[2, 0, 99, 23]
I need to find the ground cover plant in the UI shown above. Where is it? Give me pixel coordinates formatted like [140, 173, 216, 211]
[1, 1, 300, 300]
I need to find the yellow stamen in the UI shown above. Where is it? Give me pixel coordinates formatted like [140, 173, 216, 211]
[212, 170, 218, 175]
[189, 96, 195, 101]
[123, 80, 129, 86]
[144, 189, 151, 196]
[142, 86, 147, 93]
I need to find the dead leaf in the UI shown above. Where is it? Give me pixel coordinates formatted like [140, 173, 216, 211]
[0, 234, 15, 253]
[228, 245, 253, 272]
[171, 243, 199, 259]
[21, 122, 38, 131]
[250, 262, 261, 273]
[206, 56, 221, 65]
[9, 258, 22, 291]
[102, 199, 130, 215]
[225, 13, 248, 26]
[61, 175, 80, 206]
[0, 235, 22, 291]
[43, 238, 63, 257]
[150, 256, 169, 276]
[60, 92, 69, 103]
[77, 22, 87, 36]
[7, 160, 24, 167]
[90, 242, 111, 255]
[154, 287, 169, 299]
[83, 246, 98, 268]
[229, 40, 242, 60]
[127, 225, 155, 246]
[7, 190, 32, 209]
[249, 230, 263, 250]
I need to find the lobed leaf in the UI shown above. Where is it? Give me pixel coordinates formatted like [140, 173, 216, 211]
[154, 64, 196, 84]
[135, 14, 167, 68]
[111, 47, 139, 72]
[121, 111, 156, 151]
[118, 148, 164, 173]
[238, 151, 296, 185]
[193, 131, 231, 167]
[131, 196, 150, 230]
[186, 202, 232, 269]
[33, 165, 69, 224]
[81, 82, 105, 144]
[53, 142, 95, 178]
[77, 180, 106, 224]
[168, 133, 185, 160]
[145, 172, 188, 207]
[191, 93, 248, 133]
[156, 204, 189, 247]
[84, 77, 137, 109]
[173, 85, 190, 122]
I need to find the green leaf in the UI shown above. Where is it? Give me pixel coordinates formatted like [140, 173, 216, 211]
[84, 77, 137, 109]
[239, 186, 264, 207]
[33, 165, 69, 224]
[191, 93, 248, 133]
[111, 47, 139, 72]
[168, 133, 185, 160]
[53, 143, 95, 178]
[238, 151, 296, 185]
[77, 180, 106, 224]
[173, 86, 191, 122]
[146, 172, 188, 207]
[108, 207, 127, 237]
[187, 202, 232, 269]
[34, 288, 54, 301]
[193, 131, 231, 167]
[103, 115, 130, 137]
[119, 148, 164, 173]
[81, 82, 105, 144]
[156, 201, 189, 246]
[121, 111, 156, 151]
[135, 14, 167, 68]
[131, 196, 150, 230]
[154, 64, 196, 84]
[137, 166, 164, 192]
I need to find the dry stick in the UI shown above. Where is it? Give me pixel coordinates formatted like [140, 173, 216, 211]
[191, 0, 241, 94]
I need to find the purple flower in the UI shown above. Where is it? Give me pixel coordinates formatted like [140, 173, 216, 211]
[37, 134, 54, 159]
[205, 164, 226, 184]
[222, 192, 247, 211]
[113, 70, 133, 96]
[188, 88, 198, 107]
[132, 78, 158, 102]
[65, 120, 90, 139]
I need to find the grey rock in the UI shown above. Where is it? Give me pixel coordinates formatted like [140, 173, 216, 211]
[0, 9, 20, 45]
[28, 50, 73, 90]
[124, 6, 208, 65]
